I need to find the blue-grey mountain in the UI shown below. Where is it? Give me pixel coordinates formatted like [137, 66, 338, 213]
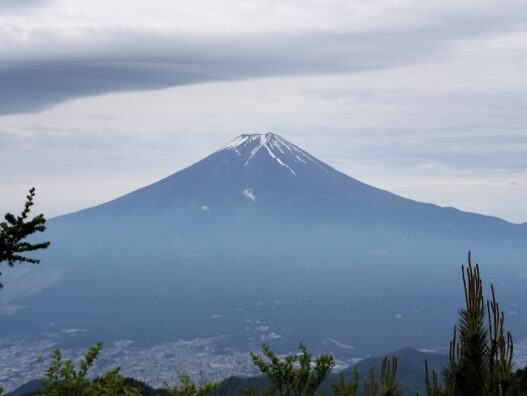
[2, 133, 526, 360]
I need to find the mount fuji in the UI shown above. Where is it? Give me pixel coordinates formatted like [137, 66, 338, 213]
[1, 133, 526, 365]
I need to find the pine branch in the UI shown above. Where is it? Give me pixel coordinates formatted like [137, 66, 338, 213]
[0, 187, 50, 287]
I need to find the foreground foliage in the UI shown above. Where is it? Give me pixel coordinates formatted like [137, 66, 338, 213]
[508, 366, 527, 396]
[40, 342, 140, 395]
[0, 187, 49, 287]
[331, 370, 360, 396]
[35, 342, 219, 396]
[425, 252, 514, 396]
[171, 373, 216, 396]
[364, 356, 402, 396]
[0, 188, 49, 395]
[243, 343, 335, 396]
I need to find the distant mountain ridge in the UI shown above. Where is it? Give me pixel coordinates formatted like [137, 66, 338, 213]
[54, 132, 525, 248]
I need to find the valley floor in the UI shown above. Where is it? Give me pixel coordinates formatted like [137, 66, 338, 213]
[2, 336, 527, 393]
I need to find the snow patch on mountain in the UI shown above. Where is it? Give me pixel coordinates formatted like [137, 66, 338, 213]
[262, 143, 297, 175]
[243, 188, 256, 202]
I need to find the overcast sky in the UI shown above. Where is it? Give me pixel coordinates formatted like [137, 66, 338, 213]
[0, 0, 526, 223]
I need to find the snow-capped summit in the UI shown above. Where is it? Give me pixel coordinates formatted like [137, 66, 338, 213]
[218, 133, 325, 176]
[73, 132, 394, 214]
[78, 132, 418, 213]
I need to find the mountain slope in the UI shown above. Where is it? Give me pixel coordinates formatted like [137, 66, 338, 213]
[52, 132, 526, 249]
[91, 133, 393, 207]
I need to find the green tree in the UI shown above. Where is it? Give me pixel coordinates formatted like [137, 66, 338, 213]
[507, 365, 527, 396]
[39, 342, 140, 395]
[425, 252, 514, 396]
[244, 342, 335, 396]
[331, 369, 359, 396]
[364, 356, 402, 396]
[171, 373, 216, 396]
[0, 187, 50, 287]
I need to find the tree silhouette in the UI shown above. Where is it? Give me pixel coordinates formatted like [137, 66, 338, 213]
[244, 343, 335, 396]
[364, 356, 402, 396]
[170, 373, 216, 396]
[40, 342, 140, 395]
[0, 187, 50, 287]
[425, 252, 514, 396]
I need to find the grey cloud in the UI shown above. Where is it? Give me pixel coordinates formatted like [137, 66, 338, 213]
[0, 125, 181, 152]
[325, 127, 527, 171]
[294, 87, 527, 171]
[0, 0, 51, 11]
[0, 10, 520, 115]
[0, 61, 220, 115]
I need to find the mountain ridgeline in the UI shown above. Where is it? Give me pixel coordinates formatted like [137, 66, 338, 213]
[1, 133, 526, 359]
[48, 133, 526, 262]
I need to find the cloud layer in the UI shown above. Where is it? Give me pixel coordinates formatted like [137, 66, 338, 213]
[2, 0, 527, 114]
